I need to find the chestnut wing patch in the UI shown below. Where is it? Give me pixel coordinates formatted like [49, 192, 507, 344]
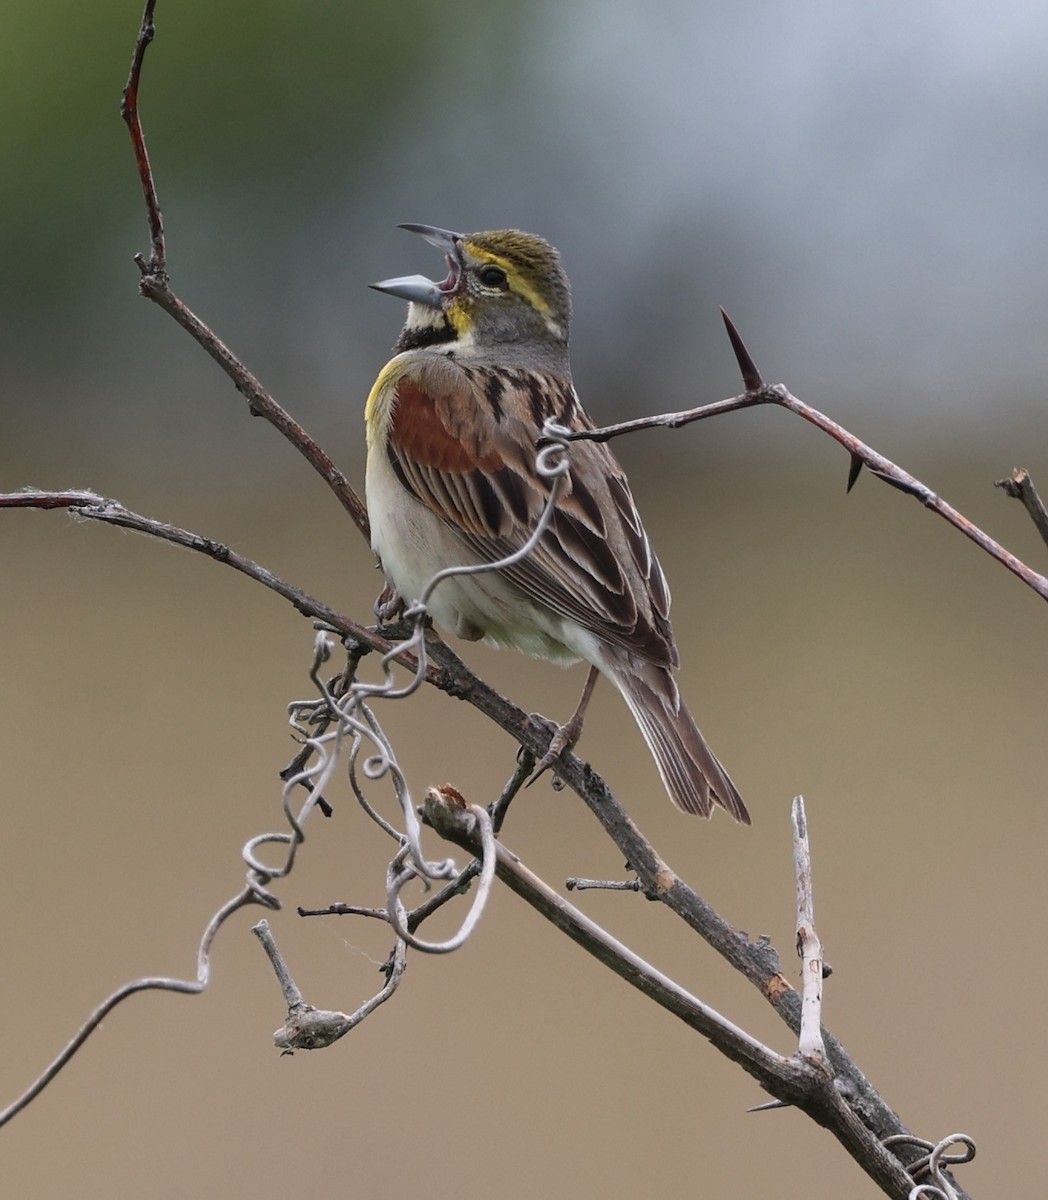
[385, 362, 677, 668]
[387, 373, 517, 538]
[391, 377, 503, 475]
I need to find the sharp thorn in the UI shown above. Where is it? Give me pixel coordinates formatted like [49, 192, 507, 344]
[720, 308, 765, 392]
[846, 454, 864, 493]
[747, 1098, 793, 1113]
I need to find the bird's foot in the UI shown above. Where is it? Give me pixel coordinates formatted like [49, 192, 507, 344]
[373, 583, 405, 623]
[524, 710, 585, 791]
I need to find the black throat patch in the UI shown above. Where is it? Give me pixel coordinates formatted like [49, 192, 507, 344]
[393, 320, 456, 353]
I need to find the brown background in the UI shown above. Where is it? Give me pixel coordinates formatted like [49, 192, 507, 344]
[3, 2, 1048, 1196]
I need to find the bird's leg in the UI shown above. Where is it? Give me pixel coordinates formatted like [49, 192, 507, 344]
[527, 664, 600, 787]
[373, 581, 405, 623]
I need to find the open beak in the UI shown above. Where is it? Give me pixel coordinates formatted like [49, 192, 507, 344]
[368, 273, 443, 307]
[370, 223, 465, 308]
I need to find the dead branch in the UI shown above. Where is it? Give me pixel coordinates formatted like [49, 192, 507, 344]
[995, 467, 1048, 553]
[119, 0, 369, 542]
[422, 789, 945, 1200]
[543, 312, 1048, 606]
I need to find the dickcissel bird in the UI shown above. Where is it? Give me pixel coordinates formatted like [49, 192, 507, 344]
[365, 224, 748, 822]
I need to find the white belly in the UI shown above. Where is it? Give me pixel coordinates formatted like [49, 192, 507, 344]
[366, 448, 593, 666]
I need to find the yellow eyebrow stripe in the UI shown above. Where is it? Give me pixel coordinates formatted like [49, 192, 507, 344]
[464, 243, 554, 319]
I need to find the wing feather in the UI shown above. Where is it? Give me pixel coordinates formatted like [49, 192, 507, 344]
[386, 357, 677, 667]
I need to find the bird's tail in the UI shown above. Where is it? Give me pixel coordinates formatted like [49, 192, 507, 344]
[609, 655, 749, 822]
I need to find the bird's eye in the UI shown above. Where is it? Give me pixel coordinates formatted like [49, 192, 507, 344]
[477, 264, 508, 289]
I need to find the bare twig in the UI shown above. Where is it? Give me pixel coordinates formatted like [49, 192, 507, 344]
[792, 796, 826, 1064]
[543, 313, 1048, 607]
[300, 757, 532, 925]
[385, 794, 497, 953]
[253, 917, 409, 1054]
[424, 789, 923, 1200]
[423, 791, 793, 1077]
[117, 1, 369, 541]
[565, 877, 645, 893]
[251, 919, 305, 1009]
[119, 0, 164, 274]
[995, 467, 1048, 553]
[0, 489, 376, 640]
[489, 751, 534, 834]
[297, 902, 390, 920]
[415, 646, 971, 1195]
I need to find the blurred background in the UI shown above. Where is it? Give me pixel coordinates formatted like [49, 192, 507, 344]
[3, 1, 1047, 1195]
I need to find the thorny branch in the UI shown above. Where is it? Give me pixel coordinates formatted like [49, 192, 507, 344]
[544, 311, 1048, 606]
[0, 477, 980, 1199]
[9, 1, 1039, 1195]
[424, 791, 934, 1199]
[424, 793, 800, 1077]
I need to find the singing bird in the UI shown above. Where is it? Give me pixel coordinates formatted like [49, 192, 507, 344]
[365, 224, 748, 821]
